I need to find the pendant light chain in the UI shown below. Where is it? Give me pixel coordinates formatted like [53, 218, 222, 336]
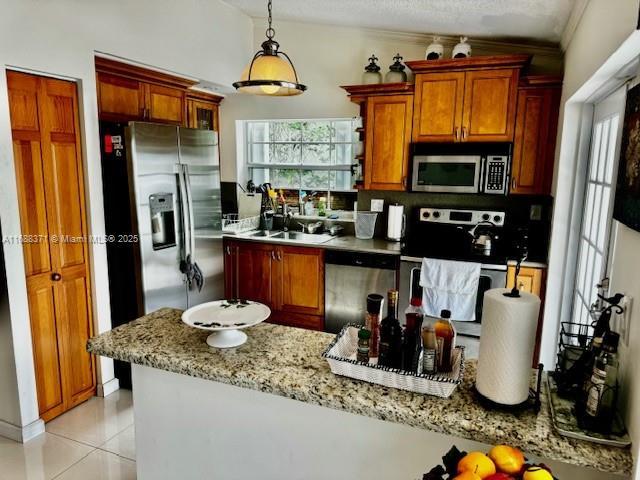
[266, 0, 275, 40]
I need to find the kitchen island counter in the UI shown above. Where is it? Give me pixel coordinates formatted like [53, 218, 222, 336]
[88, 308, 632, 476]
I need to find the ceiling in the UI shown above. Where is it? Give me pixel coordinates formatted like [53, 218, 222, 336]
[223, 0, 577, 45]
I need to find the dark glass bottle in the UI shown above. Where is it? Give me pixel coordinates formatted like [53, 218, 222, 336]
[402, 296, 424, 372]
[378, 290, 403, 368]
[434, 309, 456, 373]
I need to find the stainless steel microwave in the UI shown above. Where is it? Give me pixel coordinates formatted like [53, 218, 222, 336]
[411, 143, 512, 194]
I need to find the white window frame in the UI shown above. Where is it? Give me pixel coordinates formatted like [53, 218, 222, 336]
[569, 86, 626, 328]
[241, 118, 358, 194]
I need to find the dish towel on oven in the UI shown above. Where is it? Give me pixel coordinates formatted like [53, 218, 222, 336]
[420, 258, 481, 321]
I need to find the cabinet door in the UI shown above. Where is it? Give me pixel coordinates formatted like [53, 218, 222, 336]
[507, 265, 545, 365]
[511, 87, 561, 194]
[412, 72, 465, 142]
[462, 68, 519, 142]
[275, 246, 324, 316]
[96, 72, 145, 120]
[236, 242, 276, 309]
[187, 99, 218, 131]
[223, 240, 237, 299]
[364, 94, 413, 190]
[8, 71, 96, 421]
[146, 84, 186, 125]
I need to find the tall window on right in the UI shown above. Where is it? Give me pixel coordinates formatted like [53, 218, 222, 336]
[571, 87, 626, 326]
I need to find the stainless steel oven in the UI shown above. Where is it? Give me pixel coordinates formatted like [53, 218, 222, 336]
[411, 143, 511, 194]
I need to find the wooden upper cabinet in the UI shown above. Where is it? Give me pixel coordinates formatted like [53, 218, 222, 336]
[187, 92, 222, 131]
[413, 72, 464, 142]
[406, 55, 530, 144]
[95, 57, 215, 126]
[96, 72, 145, 120]
[511, 76, 562, 195]
[364, 94, 413, 190]
[462, 68, 519, 142]
[146, 84, 185, 125]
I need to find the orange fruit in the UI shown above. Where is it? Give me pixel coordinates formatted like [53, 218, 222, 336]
[523, 466, 554, 480]
[457, 451, 497, 479]
[454, 472, 482, 480]
[488, 445, 525, 474]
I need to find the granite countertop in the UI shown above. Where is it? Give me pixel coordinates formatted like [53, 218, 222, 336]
[87, 308, 633, 475]
[224, 232, 402, 256]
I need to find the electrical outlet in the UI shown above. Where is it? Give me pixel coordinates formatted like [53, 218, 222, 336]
[370, 199, 384, 212]
[614, 294, 633, 346]
[530, 204, 543, 221]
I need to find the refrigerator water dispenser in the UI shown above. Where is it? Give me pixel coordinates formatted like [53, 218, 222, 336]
[149, 193, 176, 250]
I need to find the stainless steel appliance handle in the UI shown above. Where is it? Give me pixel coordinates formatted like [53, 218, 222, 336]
[183, 164, 196, 261]
[176, 164, 191, 262]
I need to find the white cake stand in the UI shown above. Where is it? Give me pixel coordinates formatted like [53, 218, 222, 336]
[181, 300, 271, 348]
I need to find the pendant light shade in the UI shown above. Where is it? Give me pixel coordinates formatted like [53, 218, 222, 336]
[233, 0, 306, 96]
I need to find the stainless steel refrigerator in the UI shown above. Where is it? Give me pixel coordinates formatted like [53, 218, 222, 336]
[125, 122, 224, 313]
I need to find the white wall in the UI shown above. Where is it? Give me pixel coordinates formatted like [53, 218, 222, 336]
[219, 19, 563, 183]
[543, 0, 640, 476]
[0, 0, 252, 433]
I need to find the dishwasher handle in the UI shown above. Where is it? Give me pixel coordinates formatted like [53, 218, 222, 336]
[325, 250, 399, 270]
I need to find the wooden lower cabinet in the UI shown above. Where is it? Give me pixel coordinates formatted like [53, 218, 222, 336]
[506, 265, 546, 365]
[8, 70, 96, 421]
[223, 240, 325, 330]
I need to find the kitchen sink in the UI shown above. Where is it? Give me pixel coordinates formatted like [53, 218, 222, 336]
[270, 231, 333, 244]
[247, 230, 275, 238]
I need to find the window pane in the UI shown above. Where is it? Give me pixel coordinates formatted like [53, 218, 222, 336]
[332, 120, 355, 143]
[333, 144, 353, 165]
[605, 116, 620, 184]
[249, 143, 269, 164]
[302, 144, 331, 165]
[330, 171, 353, 190]
[249, 122, 269, 142]
[249, 167, 269, 184]
[596, 119, 611, 182]
[302, 121, 332, 142]
[301, 170, 329, 189]
[590, 123, 602, 181]
[270, 122, 302, 142]
[270, 169, 300, 188]
[583, 184, 595, 238]
[577, 244, 588, 297]
[590, 253, 603, 306]
[598, 186, 611, 249]
[590, 184, 603, 244]
[583, 244, 594, 298]
[270, 143, 301, 164]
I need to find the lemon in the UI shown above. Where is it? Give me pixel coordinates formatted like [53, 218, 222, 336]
[523, 466, 554, 480]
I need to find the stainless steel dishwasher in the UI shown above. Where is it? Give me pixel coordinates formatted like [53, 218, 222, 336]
[324, 250, 399, 333]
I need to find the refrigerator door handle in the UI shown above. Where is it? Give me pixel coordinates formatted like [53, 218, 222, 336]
[176, 164, 191, 268]
[183, 164, 196, 263]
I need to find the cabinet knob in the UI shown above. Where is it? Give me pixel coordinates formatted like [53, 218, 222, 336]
[51, 272, 62, 281]
[454, 127, 460, 141]
[512, 176, 517, 191]
[462, 127, 468, 141]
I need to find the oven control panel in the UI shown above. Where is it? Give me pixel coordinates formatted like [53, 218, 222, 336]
[419, 208, 506, 226]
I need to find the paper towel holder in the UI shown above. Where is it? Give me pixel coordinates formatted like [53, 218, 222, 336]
[504, 255, 527, 299]
[474, 363, 544, 413]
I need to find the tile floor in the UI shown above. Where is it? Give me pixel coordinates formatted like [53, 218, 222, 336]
[0, 389, 136, 480]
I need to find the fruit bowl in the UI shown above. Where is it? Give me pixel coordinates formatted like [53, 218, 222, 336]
[423, 445, 558, 480]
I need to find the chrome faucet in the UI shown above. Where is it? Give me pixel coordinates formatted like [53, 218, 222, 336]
[282, 204, 294, 232]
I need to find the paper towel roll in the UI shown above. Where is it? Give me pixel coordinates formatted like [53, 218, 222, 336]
[476, 288, 541, 405]
[386, 204, 405, 241]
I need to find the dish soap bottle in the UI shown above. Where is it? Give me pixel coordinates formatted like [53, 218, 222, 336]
[378, 290, 402, 368]
[434, 309, 456, 373]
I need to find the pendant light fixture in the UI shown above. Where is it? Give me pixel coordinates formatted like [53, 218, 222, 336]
[233, 0, 306, 96]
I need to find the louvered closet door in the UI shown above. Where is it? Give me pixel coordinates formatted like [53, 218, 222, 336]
[8, 71, 96, 421]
